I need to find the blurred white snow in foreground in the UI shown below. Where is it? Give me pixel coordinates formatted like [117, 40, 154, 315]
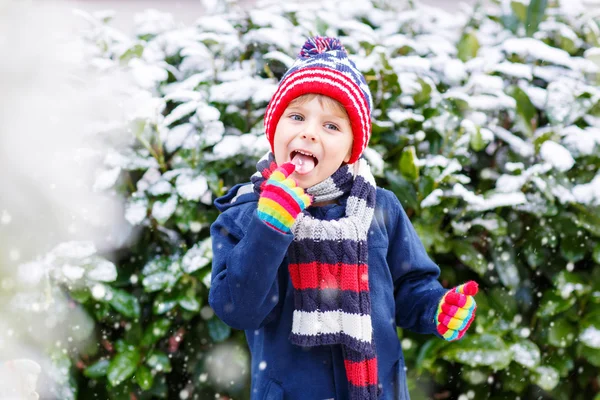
[0, 1, 139, 396]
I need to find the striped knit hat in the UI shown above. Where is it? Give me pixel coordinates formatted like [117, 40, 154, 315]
[264, 36, 373, 164]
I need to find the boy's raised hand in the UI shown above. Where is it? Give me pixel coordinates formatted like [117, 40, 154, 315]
[257, 162, 313, 233]
[435, 281, 478, 341]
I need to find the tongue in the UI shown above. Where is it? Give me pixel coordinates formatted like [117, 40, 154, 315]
[291, 153, 316, 175]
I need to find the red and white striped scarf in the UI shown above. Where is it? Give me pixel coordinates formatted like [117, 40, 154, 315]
[253, 152, 380, 399]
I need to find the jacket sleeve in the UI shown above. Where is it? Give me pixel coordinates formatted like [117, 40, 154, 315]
[385, 191, 448, 336]
[208, 205, 293, 330]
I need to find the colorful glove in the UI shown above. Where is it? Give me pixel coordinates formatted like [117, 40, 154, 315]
[257, 162, 312, 233]
[435, 281, 478, 341]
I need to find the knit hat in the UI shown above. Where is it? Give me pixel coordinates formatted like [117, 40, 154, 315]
[264, 36, 373, 164]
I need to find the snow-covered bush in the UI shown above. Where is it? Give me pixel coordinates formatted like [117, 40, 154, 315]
[8, 0, 600, 398]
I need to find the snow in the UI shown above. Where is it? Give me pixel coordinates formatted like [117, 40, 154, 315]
[389, 56, 432, 74]
[194, 16, 237, 34]
[362, 147, 384, 177]
[442, 59, 467, 85]
[263, 51, 296, 68]
[421, 189, 444, 208]
[175, 174, 210, 203]
[163, 101, 199, 127]
[86, 259, 118, 282]
[490, 126, 534, 157]
[151, 195, 178, 223]
[534, 366, 559, 391]
[210, 77, 277, 104]
[509, 341, 540, 368]
[164, 123, 195, 153]
[129, 58, 168, 90]
[468, 94, 516, 111]
[572, 174, 600, 206]
[468, 191, 528, 212]
[540, 141, 575, 172]
[211, 134, 269, 159]
[465, 74, 504, 94]
[562, 126, 600, 156]
[62, 264, 85, 281]
[181, 239, 212, 274]
[50, 241, 96, 259]
[93, 167, 121, 192]
[388, 110, 424, 124]
[134, 9, 175, 36]
[502, 38, 573, 69]
[147, 180, 173, 196]
[579, 326, 600, 349]
[489, 62, 533, 80]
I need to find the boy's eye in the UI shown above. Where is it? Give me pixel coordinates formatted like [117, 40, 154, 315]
[290, 114, 303, 121]
[325, 123, 339, 131]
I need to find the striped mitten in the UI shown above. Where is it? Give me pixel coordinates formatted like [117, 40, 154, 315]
[257, 162, 312, 233]
[435, 281, 478, 341]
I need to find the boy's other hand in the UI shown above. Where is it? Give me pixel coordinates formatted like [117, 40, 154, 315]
[435, 281, 478, 341]
[257, 162, 313, 233]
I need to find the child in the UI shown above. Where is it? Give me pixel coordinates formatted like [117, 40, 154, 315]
[209, 36, 478, 400]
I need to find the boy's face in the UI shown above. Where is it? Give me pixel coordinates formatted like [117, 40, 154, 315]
[273, 96, 353, 189]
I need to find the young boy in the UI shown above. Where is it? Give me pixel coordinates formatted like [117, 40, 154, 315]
[209, 36, 478, 400]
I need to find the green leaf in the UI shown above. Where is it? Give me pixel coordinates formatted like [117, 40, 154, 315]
[142, 272, 177, 292]
[140, 319, 171, 348]
[207, 317, 232, 342]
[511, 0, 527, 23]
[441, 334, 511, 370]
[108, 288, 140, 319]
[536, 290, 576, 318]
[413, 78, 432, 106]
[560, 234, 587, 263]
[415, 338, 449, 374]
[554, 271, 590, 299]
[525, 0, 548, 37]
[120, 44, 144, 63]
[399, 146, 420, 182]
[153, 291, 179, 315]
[385, 171, 419, 210]
[457, 31, 480, 62]
[593, 243, 600, 264]
[84, 358, 110, 379]
[547, 317, 576, 347]
[488, 287, 518, 321]
[469, 126, 486, 151]
[533, 365, 559, 391]
[179, 295, 201, 312]
[146, 350, 172, 373]
[107, 349, 141, 387]
[502, 362, 529, 393]
[452, 241, 487, 276]
[492, 242, 520, 289]
[135, 365, 154, 391]
[509, 85, 536, 137]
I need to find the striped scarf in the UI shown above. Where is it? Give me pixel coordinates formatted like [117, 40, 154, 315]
[252, 152, 381, 400]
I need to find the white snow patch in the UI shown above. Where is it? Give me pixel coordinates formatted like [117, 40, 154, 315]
[540, 141, 574, 172]
[580, 326, 600, 349]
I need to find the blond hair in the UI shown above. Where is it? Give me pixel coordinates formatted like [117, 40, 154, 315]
[288, 93, 349, 119]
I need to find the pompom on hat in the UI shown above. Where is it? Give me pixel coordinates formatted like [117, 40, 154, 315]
[263, 36, 373, 164]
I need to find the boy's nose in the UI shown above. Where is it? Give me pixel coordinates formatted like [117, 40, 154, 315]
[301, 132, 317, 142]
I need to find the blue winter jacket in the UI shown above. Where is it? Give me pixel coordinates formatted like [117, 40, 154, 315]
[209, 182, 448, 400]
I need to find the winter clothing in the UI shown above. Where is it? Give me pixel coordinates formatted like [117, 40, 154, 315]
[209, 179, 452, 399]
[257, 162, 313, 233]
[435, 281, 478, 341]
[264, 36, 373, 164]
[252, 152, 380, 399]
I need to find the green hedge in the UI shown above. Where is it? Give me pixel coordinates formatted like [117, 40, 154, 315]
[11, 0, 600, 398]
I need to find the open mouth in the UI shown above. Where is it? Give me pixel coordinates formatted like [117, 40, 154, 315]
[290, 149, 319, 174]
